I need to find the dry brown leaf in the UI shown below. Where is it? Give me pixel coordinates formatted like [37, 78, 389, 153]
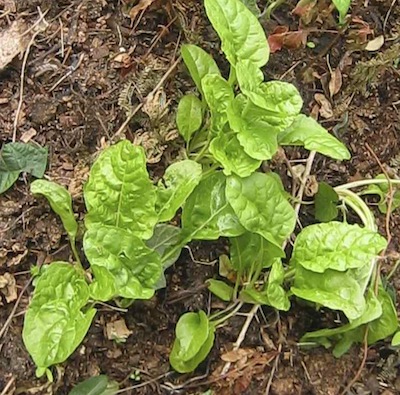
[106, 319, 132, 342]
[314, 93, 333, 118]
[329, 68, 343, 97]
[0, 273, 17, 303]
[129, 0, 157, 20]
[268, 26, 308, 53]
[221, 348, 252, 363]
[0, 21, 28, 70]
[365, 35, 384, 52]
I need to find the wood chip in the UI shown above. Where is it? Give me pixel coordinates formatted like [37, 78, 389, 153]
[365, 35, 384, 52]
[329, 68, 343, 97]
[0, 21, 28, 70]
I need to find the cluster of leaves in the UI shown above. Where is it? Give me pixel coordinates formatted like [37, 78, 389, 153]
[0, 142, 47, 194]
[21, 0, 399, 381]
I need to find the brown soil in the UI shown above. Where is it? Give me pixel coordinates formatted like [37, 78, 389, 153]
[1, 0, 400, 394]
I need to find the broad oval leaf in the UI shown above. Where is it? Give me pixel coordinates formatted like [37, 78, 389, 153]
[172, 311, 209, 361]
[204, 0, 269, 67]
[0, 142, 48, 194]
[314, 181, 339, 222]
[181, 44, 221, 95]
[226, 173, 296, 246]
[156, 160, 202, 222]
[68, 375, 119, 395]
[181, 172, 245, 240]
[209, 130, 261, 177]
[176, 95, 203, 143]
[290, 222, 387, 273]
[84, 225, 162, 300]
[236, 59, 264, 92]
[292, 265, 366, 320]
[84, 141, 157, 239]
[332, 0, 351, 24]
[31, 180, 78, 243]
[392, 331, 400, 347]
[278, 115, 351, 160]
[170, 311, 215, 373]
[267, 261, 290, 311]
[23, 262, 96, 376]
[206, 279, 234, 301]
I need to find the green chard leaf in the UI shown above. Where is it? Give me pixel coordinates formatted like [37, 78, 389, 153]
[156, 160, 202, 222]
[204, 0, 269, 68]
[291, 265, 366, 320]
[206, 279, 234, 301]
[170, 311, 215, 373]
[226, 173, 296, 247]
[0, 142, 48, 194]
[176, 94, 203, 143]
[209, 130, 261, 177]
[84, 141, 157, 240]
[314, 181, 339, 222]
[290, 222, 387, 273]
[331, 0, 351, 24]
[278, 115, 351, 160]
[23, 262, 96, 376]
[360, 175, 400, 214]
[31, 180, 78, 243]
[230, 231, 284, 276]
[68, 375, 119, 395]
[181, 172, 245, 240]
[181, 44, 221, 95]
[392, 331, 400, 347]
[202, 74, 233, 131]
[266, 261, 290, 311]
[84, 225, 162, 300]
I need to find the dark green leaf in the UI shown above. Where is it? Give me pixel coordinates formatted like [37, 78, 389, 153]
[0, 142, 47, 193]
[68, 375, 119, 395]
[314, 181, 339, 222]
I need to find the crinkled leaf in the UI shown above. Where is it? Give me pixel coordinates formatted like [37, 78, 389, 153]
[236, 59, 264, 92]
[202, 74, 233, 131]
[156, 160, 202, 222]
[209, 130, 261, 177]
[204, 0, 269, 67]
[291, 265, 366, 320]
[84, 141, 157, 239]
[181, 44, 221, 95]
[31, 180, 78, 243]
[89, 266, 118, 302]
[23, 262, 96, 376]
[360, 175, 400, 214]
[331, 0, 351, 24]
[267, 261, 290, 311]
[314, 181, 339, 222]
[68, 375, 119, 395]
[182, 172, 245, 240]
[84, 226, 162, 300]
[392, 331, 400, 346]
[290, 222, 387, 273]
[0, 142, 47, 194]
[227, 96, 279, 161]
[226, 173, 296, 247]
[278, 114, 351, 160]
[176, 95, 203, 143]
[207, 279, 234, 301]
[230, 232, 284, 276]
[170, 311, 215, 373]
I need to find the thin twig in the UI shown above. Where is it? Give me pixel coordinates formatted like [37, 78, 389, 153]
[112, 56, 181, 141]
[0, 278, 32, 340]
[0, 377, 15, 395]
[265, 344, 282, 394]
[221, 304, 260, 375]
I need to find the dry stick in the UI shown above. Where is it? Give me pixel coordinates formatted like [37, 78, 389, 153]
[112, 56, 181, 141]
[0, 278, 32, 340]
[265, 344, 282, 395]
[221, 303, 260, 375]
[0, 377, 15, 395]
[12, 16, 48, 142]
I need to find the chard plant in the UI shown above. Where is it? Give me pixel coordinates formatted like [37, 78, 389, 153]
[22, 0, 399, 381]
